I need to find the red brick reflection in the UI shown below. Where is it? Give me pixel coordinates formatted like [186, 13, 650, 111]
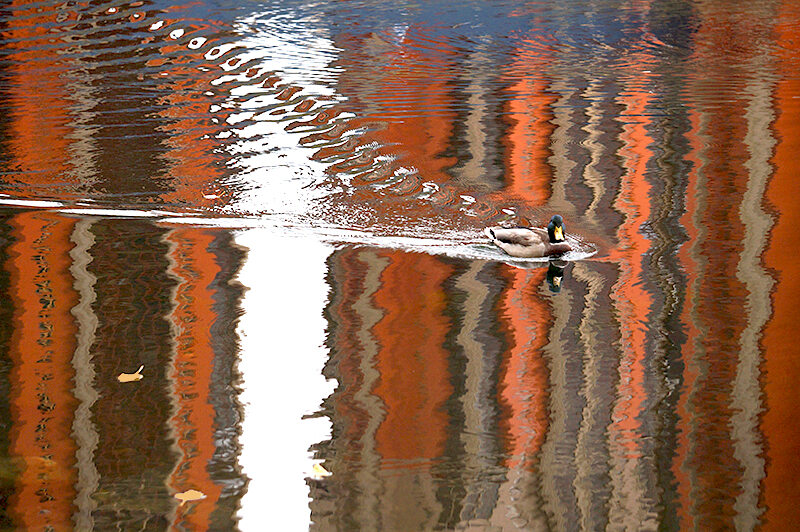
[331, 28, 459, 216]
[1, 4, 77, 189]
[607, 73, 653, 482]
[674, 4, 769, 527]
[6, 211, 78, 529]
[493, 38, 556, 469]
[320, 248, 455, 529]
[678, 106, 747, 531]
[164, 228, 224, 528]
[762, 6, 800, 527]
[151, 32, 232, 207]
[494, 46, 557, 210]
[372, 251, 453, 465]
[496, 267, 550, 468]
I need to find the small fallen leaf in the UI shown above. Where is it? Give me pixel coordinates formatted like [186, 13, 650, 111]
[117, 365, 144, 383]
[310, 463, 331, 479]
[174, 489, 206, 506]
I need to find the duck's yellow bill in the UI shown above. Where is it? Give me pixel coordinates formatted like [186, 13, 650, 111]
[554, 226, 564, 241]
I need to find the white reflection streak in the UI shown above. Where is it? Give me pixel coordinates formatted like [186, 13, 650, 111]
[218, 12, 343, 216]
[235, 229, 335, 529]
[732, 77, 773, 530]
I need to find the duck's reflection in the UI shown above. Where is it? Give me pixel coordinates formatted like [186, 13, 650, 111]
[499, 258, 571, 293]
[547, 260, 569, 293]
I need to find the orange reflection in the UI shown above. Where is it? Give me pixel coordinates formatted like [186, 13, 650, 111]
[762, 5, 800, 526]
[331, 28, 459, 215]
[492, 45, 557, 210]
[1, 3, 77, 192]
[372, 251, 453, 465]
[605, 64, 654, 523]
[164, 228, 224, 528]
[492, 36, 556, 469]
[6, 211, 78, 529]
[318, 248, 455, 529]
[674, 4, 768, 525]
[496, 267, 550, 468]
[152, 29, 232, 207]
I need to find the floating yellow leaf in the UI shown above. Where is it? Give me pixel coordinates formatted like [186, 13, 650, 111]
[310, 463, 331, 479]
[117, 365, 144, 383]
[174, 489, 206, 506]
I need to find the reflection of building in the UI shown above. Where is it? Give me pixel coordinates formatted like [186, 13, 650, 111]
[152, 36, 232, 207]
[327, 27, 460, 222]
[675, 3, 776, 530]
[493, 267, 551, 528]
[0, 210, 245, 529]
[606, 62, 658, 529]
[315, 22, 568, 529]
[1, 3, 77, 191]
[0, 1, 239, 205]
[6, 211, 78, 530]
[2, 1, 800, 530]
[315, 3, 800, 531]
[315, 248, 456, 530]
[762, 4, 800, 528]
[493, 41, 557, 211]
[165, 228, 234, 530]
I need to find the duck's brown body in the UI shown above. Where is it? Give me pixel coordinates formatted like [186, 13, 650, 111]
[485, 226, 572, 258]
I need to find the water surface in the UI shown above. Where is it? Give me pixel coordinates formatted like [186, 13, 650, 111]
[1, 0, 799, 530]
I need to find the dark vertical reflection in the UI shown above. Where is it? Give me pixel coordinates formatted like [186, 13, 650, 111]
[569, 260, 619, 531]
[317, 249, 385, 530]
[445, 260, 505, 528]
[0, 211, 17, 529]
[642, 89, 691, 532]
[205, 231, 247, 530]
[87, 220, 177, 529]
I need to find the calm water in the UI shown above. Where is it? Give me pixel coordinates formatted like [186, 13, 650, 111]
[0, 0, 799, 530]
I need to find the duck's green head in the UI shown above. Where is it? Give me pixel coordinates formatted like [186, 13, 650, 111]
[547, 215, 565, 243]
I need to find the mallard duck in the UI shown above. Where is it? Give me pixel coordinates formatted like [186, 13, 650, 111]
[484, 215, 572, 258]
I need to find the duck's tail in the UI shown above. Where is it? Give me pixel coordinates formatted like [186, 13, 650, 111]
[484, 227, 496, 240]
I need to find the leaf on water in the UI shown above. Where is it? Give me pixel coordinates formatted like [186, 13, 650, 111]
[117, 365, 144, 383]
[174, 489, 206, 505]
[310, 463, 332, 479]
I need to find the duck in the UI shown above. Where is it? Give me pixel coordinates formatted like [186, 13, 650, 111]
[484, 214, 572, 258]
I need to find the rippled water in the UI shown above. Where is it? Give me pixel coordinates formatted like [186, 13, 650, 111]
[1, 0, 799, 530]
